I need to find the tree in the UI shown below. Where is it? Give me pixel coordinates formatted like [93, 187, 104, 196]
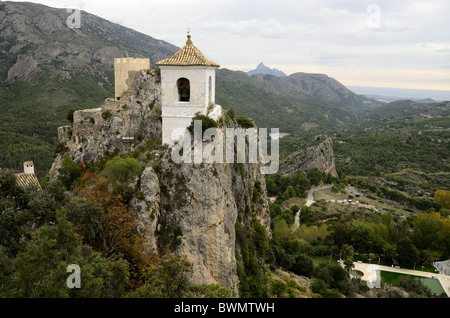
[382, 242, 398, 264]
[311, 279, 327, 295]
[66, 109, 78, 123]
[396, 237, 419, 268]
[58, 154, 83, 190]
[282, 185, 296, 200]
[273, 219, 291, 241]
[341, 244, 354, 271]
[381, 212, 394, 234]
[291, 254, 314, 277]
[397, 276, 431, 298]
[76, 171, 151, 279]
[328, 223, 354, 248]
[2, 210, 130, 298]
[0, 169, 27, 209]
[130, 254, 193, 298]
[434, 190, 450, 209]
[314, 263, 349, 296]
[66, 197, 103, 247]
[103, 156, 143, 186]
[300, 206, 312, 225]
[0, 245, 13, 296]
[103, 156, 143, 201]
[351, 221, 386, 254]
[411, 212, 445, 251]
[352, 222, 376, 253]
[308, 168, 323, 186]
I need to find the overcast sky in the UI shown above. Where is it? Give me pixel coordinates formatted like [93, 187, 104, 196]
[12, 0, 450, 93]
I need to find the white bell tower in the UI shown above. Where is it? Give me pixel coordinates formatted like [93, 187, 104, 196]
[156, 34, 220, 145]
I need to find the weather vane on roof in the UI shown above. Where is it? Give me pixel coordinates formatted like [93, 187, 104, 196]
[187, 26, 191, 35]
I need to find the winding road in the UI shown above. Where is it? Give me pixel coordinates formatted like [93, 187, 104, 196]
[294, 184, 333, 227]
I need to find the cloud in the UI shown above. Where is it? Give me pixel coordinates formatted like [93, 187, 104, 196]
[314, 7, 351, 20]
[316, 51, 356, 66]
[421, 42, 450, 54]
[198, 19, 314, 39]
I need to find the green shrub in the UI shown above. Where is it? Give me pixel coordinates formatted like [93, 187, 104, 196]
[103, 156, 143, 185]
[187, 112, 218, 134]
[291, 254, 314, 277]
[311, 279, 327, 294]
[102, 156, 143, 201]
[102, 111, 112, 121]
[225, 107, 235, 120]
[271, 280, 287, 297]
[236, 116, 255, 128]
[58, 154, 82, 190]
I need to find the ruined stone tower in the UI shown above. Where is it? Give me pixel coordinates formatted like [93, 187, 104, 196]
[114, 57, 150, 99]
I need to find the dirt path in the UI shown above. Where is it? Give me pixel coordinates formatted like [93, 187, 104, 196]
[294, 184, 333, 227]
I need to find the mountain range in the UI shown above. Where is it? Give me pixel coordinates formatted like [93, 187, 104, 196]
[0, 1, 416, 176]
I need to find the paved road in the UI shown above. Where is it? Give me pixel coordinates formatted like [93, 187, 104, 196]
[306, 184, 333, 206]
[294, 184, 333, 227]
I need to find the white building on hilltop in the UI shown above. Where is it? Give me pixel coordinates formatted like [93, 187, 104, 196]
[156, 34, 220, 145]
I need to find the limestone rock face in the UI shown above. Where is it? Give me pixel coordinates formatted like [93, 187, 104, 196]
[158, 138, 270, 293]
[7, 55, 38, 80]
[279, 135, 338, 177]
[130, 167, 160, 253]
[159, 158, 238, 291]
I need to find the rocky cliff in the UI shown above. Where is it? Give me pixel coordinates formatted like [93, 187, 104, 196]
[50, 70, 270, 294]
[279, 135, 338, 177]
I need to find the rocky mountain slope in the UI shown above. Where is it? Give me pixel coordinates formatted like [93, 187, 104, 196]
[216, 69, 354, 138]
[251, 72, 382, 115]
[279, 135, 338, 177]
[0, 1, 177, 82]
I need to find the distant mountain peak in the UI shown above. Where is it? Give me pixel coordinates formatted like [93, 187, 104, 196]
[247, 62, 287, 77]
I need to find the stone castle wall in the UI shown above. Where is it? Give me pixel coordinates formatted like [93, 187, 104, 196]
[114, 58, 150, 99]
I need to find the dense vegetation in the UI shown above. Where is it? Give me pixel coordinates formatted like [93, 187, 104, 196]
[264, 169, 449, 298]
[0, 156, 231, 298]
[333, 117, 450, 177]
